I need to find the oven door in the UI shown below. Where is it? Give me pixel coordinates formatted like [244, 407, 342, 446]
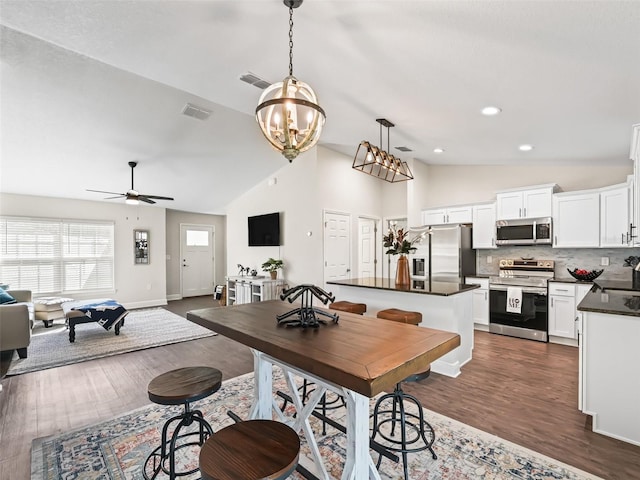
[489, 285, 548, 342]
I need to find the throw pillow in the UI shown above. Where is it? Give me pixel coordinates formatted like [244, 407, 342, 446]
[0, 288, 17, 304]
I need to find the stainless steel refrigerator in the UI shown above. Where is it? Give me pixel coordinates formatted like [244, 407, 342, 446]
[427, 224, 476, 283]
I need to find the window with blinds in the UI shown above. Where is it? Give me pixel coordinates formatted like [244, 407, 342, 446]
[0, 216, 115, 295]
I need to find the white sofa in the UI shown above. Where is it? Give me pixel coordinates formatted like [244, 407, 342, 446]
[0, 290, 34, 358]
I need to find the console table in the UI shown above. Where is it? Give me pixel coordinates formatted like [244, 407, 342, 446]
[225, 276, 285, 305]
[187, 300, 460, 480]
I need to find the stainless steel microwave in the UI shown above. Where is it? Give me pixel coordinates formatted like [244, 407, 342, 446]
[495, 217, 552, 245]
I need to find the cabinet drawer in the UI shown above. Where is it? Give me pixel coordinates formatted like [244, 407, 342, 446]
[548, 283, 576, 297]
[466, 277, 489, 289]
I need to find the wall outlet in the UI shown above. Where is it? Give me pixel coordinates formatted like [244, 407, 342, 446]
[601, 257, 609, 266]
[487, 256, 493, 264]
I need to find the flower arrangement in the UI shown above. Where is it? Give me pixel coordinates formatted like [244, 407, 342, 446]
[383, 223, 425, 255]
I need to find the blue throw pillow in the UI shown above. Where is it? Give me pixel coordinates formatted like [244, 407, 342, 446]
[0, 288, 17, 304]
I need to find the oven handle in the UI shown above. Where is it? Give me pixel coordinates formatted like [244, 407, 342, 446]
[489, 284, 547, 295]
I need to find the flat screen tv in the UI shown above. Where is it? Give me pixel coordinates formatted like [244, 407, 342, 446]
[248, 212, 280, 246]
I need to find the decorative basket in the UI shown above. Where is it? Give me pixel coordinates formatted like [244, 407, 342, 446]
[567, 268, 603, 282]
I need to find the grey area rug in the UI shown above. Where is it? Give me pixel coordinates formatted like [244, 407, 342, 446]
[7, 307, 216, 376]
[32, 370, 603, 480]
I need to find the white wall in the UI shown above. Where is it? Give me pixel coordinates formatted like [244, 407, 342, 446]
[0, 193, 167, 308]
[421, 164, 632, 209]
[165, 209, 226, 299]
[225, 146, 391, 286]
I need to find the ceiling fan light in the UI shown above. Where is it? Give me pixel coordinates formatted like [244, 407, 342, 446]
[125, 197, 139, 206]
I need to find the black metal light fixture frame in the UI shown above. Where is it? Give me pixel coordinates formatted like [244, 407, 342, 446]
[352, 118, 414, 182]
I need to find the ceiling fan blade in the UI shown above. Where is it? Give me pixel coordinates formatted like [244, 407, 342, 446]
[104, 195, 126, 200]
[138, 196, 156, 204]
[87, 189, 125, 196]
[141, 194, 174, 201]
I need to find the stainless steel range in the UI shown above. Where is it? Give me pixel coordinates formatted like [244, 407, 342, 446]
[489, 259, 554, 342]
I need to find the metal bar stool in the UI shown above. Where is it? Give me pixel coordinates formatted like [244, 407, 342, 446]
[143, 366, 222, 480]
[371, 309, 436, 480]
[199, 419, 300, 480]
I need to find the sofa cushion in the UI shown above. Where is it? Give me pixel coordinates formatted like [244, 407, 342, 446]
[0, 288, 16, 304]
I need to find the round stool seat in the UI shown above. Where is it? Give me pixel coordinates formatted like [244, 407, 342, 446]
[377, 308, 422, 325]
[199, 420, 300, 480]
[148, 366, 222, 405]
[329, 300, 367, 315]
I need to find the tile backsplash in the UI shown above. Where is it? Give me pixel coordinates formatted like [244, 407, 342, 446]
[476, 246, 640, 281]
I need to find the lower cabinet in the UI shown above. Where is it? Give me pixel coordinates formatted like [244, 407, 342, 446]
[466, 277, 489, 327]
[548, 282, 592, 343]
[226, 276, 285, 306]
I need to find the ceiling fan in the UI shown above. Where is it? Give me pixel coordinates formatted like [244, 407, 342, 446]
[87, 161, 174, 205]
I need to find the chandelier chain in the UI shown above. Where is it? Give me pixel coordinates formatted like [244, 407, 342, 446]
[288, 6, 294, 76]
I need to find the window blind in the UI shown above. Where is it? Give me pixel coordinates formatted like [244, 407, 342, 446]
[0, 216, 115, 295]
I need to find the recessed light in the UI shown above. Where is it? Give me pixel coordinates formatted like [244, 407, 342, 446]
[519, 144, 534, 152]
[481, 106, 502, 116]
[433, 148, 445, 154]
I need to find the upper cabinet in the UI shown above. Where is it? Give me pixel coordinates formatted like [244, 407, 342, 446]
[600, 180, 633, 247]
[472, 202, 497, 249]
[552, 190, 600, 248]
[495, 184, 558, 220]
[631, 124, 640, 246]
[421, 205, 472, 225]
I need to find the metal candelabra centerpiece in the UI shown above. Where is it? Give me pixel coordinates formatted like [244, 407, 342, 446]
[277, 284, 339, 328]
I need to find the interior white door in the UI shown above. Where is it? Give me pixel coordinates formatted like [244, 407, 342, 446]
[358, 217, 377, 278]
[324, 212, 351, 282]
[180, 224, 215, 297]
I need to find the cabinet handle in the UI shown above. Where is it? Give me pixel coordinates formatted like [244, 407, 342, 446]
[556, 288, 569, 292]
[519, 207, 522, 218]
[485, 291, 487, 300]
[630, 223, 637, 239]
[523, 207, 527, 217]
[492, 238, 495, 247]
[551, 297, 554, 307]
[554, 235, 557, 246]
[622, 233, 626, 245]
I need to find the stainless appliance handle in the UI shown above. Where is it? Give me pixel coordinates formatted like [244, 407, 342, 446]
[489, 284, 547, 295]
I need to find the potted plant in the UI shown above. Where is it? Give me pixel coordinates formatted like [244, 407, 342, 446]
[261, 258, 284, 280]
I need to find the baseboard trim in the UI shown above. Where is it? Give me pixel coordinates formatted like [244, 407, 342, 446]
[123, 298, 169, 310]
[166, 294, 182, 302]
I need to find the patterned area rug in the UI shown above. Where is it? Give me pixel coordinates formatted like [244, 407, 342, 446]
[31, 370, 602, 480]
[7, 308, 216, 376]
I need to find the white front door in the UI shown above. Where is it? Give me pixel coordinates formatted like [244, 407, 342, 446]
[180, 224, 215, 298]
[324, 211, 351, 283]
[358, 217, 378, 278]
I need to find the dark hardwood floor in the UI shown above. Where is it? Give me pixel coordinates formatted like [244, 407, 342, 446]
[1, 296, 638, 479]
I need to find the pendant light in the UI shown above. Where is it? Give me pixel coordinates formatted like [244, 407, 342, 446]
[352, 119, 414, 182]
[255, 0, 326, 162]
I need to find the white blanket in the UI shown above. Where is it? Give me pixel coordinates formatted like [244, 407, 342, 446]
[506, 287, 522, 314]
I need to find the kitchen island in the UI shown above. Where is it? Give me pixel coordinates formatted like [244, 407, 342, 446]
[327, 277, 478, 378]
[577, 280, 640, 447]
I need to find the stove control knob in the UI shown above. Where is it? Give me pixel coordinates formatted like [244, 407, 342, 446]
[507, 259, 513, 266]
[499, 259, 506, 267]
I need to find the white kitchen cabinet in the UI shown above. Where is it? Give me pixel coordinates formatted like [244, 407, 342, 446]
[466, 277, 489, 327]
[226, 276, 285, 305]
[472, 202, 496, 248]
[600, 180, 633, 247]
[548, 282, 592, 344]
[548, 283, 577, 339]
[552, 190, 600, 248]
[632, 124, 640, 246]
[495, 184, 557, 220]
[421, 205, 472, 225]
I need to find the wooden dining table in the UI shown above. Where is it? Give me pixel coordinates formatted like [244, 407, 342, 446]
[187, 300, 460, 480]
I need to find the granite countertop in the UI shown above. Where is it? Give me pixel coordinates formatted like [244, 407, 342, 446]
[327, 277, 479, 296]
[577, 279, 640, 317]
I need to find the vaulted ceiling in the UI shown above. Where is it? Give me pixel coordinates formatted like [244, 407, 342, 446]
[1, 1, 639, 214]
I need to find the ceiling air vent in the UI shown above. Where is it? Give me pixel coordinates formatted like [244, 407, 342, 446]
[240, 72, 271, 90]
[182, 103, 212, 121]
[395, 146, 413, 152]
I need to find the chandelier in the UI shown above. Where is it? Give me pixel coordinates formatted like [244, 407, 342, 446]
[255, 0, 326, 162]
[352, 118, 414, 182]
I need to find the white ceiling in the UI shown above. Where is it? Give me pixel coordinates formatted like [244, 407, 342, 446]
[1, 0, 639, 214]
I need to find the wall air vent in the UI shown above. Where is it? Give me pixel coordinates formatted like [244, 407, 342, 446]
[395, 146, 413, 152]
[240, 72, 271, 89]
[182, 103, 212, 121]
